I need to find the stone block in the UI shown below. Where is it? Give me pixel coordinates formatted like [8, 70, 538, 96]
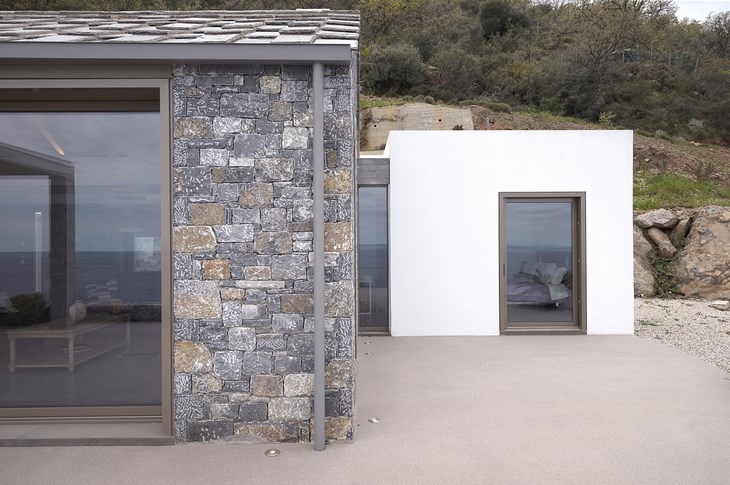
[220, 93, 269, 118]
[284, 373, 314, 397]
[287, 334, 314, 357]
[256, 333, 287, 351]
[240, 304, 261, 320]
[174, 117, 210, 138]
[174, 281, 221, 319]
[211, 403, 239, 419]
[174, 394, 206, 420]
[257, 158, 294, 182]
[240, 183, 273, 208]
[283, 127, 309, 150]
[191, 374, 223, 393]
[260, 75, 281, 94]
[200, 148, 228, 166]
[244, 266, 272, 280]
[221, 301, 242, 327]
[271, 254, 308, 280]
[173, 226, 216, 253]
[234, 422, 299, 443]
[220, 288, 245, 301]
[635, 209, 679, 229]
[174, 373, 191, 395]
[281, 80, 309, 102]
[325, 281, 353, 318]
[200, 326, 227, 346]
[212, 351, 243, 380]
[324, 169, 352, 194]
[325, 416, 352, 440]
[269, 397, 311, 420]
[272, 313, 304, 333]
[254, 232, 293, 255]
[233, 133, 266, 158]
[324, 222, 352, 251]
[213, 224, 254, 243]
[232, 208, 261, 224]
[281, 294, 313, 314]
[243, 351, 274, 375]
[202, 259, 231, 280]
[325, 359, 354, 388]
[215, 183, 239, 202]
[251, 374, 283, 397]
[293, 241, 312, 252]
[261, 208, 288, 232]
[293, 200, 314, 222]
[223, 379, 250, 392]
[189, 203, 225, 225]
[224, 167, 255, 183]
[229, 327, 256, 351]
[275, 356, 301, 374]
[176, 167, 211, 196]
[187, 420, 234, 442]
[269, 101, 292, 122]
[213, 117, 241, 135]
[239, 402, 268, 421]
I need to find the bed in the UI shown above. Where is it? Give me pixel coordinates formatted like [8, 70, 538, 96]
[507, 261, 572, 306]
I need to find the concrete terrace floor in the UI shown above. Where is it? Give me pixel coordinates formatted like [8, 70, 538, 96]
[2, 335, 730, 484]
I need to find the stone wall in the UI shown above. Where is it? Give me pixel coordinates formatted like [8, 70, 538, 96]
[171, 62, 356, 443]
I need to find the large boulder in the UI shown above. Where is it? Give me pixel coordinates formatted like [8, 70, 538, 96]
[673, 206, 730, 299]
[633, 225, 655, 297]
[635, 208, 678, 229]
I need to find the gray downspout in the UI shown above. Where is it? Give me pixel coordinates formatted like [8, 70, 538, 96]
[312, 62, 326, 451]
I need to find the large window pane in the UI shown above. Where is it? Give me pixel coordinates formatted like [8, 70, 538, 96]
[0, 105, 161, 408]
[506, 200, 574, 324]
[358, 187, 389, 330]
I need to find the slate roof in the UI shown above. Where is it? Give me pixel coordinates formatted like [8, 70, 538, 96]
[0, 10, 359, 48]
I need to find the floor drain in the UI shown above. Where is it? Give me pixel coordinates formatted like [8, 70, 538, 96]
[265, 448, 280, 457]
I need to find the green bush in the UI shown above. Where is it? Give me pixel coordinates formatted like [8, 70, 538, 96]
[361, 43, 425, 96]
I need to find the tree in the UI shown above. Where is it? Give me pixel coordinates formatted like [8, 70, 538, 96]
[361, 43, 425, 95]
[704, 11, 730, 58]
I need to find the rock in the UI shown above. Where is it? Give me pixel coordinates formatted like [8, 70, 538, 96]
[324, 222, 353, 251]
[709, 300, 730, 311]
[202, 259, 231, 280]
[325, 359, 354, 388]
[669, 217, 692, 245]
[174, 341, 212, 373]
[325, 416, 352, 440]
[234, 422, 299, 443]
[268, 397, 311, 420]
[284, 373, 314, 397]
[174, 280, 221, 319]
[251, 374, 283, 397]
[646, 227, 677, 258]
[189, 203, 225, 225]
[633, 225, 655, 297]
[635, 209, 678, 229]
[673, 206, 730, 299]
[173, 226, 217, 253]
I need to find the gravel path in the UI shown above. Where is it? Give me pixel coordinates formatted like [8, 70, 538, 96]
[635, 298, 730, 374]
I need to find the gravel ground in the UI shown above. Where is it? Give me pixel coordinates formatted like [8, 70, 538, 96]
[635, 298, 730, 374]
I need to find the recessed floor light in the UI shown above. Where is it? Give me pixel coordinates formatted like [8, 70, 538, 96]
[265, 448, 280, 457]
[368, 417, 381, 424]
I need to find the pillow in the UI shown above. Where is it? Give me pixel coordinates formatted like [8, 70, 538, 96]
[535, 262, 557, 284]
[550, 267, 568, 286]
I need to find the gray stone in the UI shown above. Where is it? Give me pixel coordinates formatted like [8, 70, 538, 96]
[213, 351, 243, 380]
[325, 281, 354, 318]
[241, 183, 273, 208]
[215, 183, 240, 202]
[176, 167, 211, 196]
[268, 397, 311, 420]
[240, 304, 261, 320]
[280, 80, 309, 102]
[260, 75, 281, 94]
[234, 422, 299, 443]
[232, 208, 261, 224]
[223, 379, 251, 392]
[271, 254, 308, 280]
[275, 356, 301, 374]
[220, 93, 269, 118]
[272, 313, 304, 333]
[239, 402, 268, 421]
[255, 232, 293, 255]
[257, 158, 294, 182]
[187, 420, 234, 442]
[243, 352, 273, 375]
[229, 327, 256, 351]
[261, 208, 288, 232]
[187, 97, 219, 116]
[283, 127, 309, 149]
[287, 333, 314, 357]
[709, 300, 730, 310]
[213, 224, 254, 243]
[269, 101, 293, 122]
[174, 394, 206, 420]
[325, 359, 354, 388]
[233, 133, 266, 158]
[222, 302, 243, 327]
[293, 199, 313, 222]
[211, 403, 239, 419]
[635, 209, 679, 229]
[633, 225, 655, 297]
[174, 373, 192, 395]
[256, 333, 287, 351]
[213, 117, 242, 135]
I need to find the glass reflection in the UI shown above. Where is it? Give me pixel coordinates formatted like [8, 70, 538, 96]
[0, 108, 161, 408]
[506, 201, 574, 324]
[358, 187, 389, 330]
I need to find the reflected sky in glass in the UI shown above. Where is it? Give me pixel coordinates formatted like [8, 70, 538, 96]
[0, 112, 159, 252]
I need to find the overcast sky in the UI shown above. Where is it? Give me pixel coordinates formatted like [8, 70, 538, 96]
[674, 0, 729, 20]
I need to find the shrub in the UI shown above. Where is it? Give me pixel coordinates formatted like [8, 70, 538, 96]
[362, 43, 425, 95]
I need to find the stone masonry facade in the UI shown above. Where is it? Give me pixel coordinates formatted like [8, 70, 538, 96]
[171, 62, 356, 443]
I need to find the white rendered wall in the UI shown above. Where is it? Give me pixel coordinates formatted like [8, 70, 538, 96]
[387, 130, 634, 336]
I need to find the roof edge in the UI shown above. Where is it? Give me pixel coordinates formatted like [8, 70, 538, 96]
[0, 42, 355, 65]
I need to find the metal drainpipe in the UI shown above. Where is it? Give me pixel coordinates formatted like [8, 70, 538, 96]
[312, 62, 326, 451]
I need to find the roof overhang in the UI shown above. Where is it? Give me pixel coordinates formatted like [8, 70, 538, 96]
[0, 42, 355, 65]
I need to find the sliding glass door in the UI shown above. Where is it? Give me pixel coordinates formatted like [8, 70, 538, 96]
[358, 186, 389, 332]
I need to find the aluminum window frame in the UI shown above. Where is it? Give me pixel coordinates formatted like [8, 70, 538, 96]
[0, 76, 172, 435]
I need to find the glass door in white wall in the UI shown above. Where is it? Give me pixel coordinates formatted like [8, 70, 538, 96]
[358, 186, 389, 333]
[500, 194, 585, 333]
